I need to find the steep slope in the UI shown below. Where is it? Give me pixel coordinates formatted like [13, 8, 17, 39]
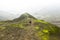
[0, 13, 60, 40]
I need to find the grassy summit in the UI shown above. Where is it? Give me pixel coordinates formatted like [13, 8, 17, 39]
[0, 13, 60, 40]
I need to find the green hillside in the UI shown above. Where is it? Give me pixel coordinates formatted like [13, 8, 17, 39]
[0, 13, 60, 40]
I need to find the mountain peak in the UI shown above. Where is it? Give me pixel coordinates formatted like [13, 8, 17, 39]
[13, 13, 36, 22]
[22, 12, 30, 16]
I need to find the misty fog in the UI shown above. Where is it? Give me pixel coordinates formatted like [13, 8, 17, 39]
[0, 0, 60, 22]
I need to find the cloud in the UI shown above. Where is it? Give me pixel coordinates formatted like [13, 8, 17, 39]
[0, 0, 60, 14]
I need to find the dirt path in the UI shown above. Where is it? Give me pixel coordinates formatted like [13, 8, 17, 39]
[23, 22, 38, 40]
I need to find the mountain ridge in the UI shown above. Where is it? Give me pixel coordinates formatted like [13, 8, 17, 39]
[13, 13, 37, 22]
[0, 13, 60, 40]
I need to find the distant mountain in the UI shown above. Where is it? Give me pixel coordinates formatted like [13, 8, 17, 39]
[41, 15, 60, 27]
[0, 16, 6, 21]
[0, 11, 16, 21]
[13, 13, 37, 22]
[0, 13, 60, 40]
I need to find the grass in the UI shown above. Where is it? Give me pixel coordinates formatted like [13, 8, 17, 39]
[0, 26, 6, 30]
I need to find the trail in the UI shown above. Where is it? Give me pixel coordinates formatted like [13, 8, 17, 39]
[23, 22, 38, 40]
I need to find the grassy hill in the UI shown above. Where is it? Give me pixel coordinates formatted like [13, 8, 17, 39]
[0, 13, 60, 40]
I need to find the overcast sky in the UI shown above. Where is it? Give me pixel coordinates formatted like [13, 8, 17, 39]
[0, 0, 60, 20]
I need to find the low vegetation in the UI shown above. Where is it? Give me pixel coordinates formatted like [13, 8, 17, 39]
[0, 13, 60, 40]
